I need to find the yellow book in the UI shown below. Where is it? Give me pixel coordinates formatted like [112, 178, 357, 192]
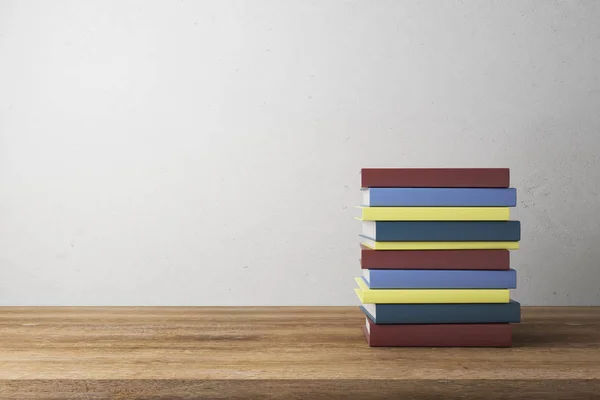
[360, 238, 520, 250]
[354, 277, 510, 304]
[357, 206, 509, 221]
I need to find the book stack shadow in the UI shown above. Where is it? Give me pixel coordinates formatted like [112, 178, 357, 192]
[354, 168, 521, 347]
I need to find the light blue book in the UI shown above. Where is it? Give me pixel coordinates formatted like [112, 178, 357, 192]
[361, 187, 517, 207]
[362, 269, 517, 289]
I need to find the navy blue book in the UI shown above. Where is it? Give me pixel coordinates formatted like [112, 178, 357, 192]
[361, 220, 521, 242]
[362, 269, 517, 289]
[360, 300, 521, 324]
[361, 187, 517, 206]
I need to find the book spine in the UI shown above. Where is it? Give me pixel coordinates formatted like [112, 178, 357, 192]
[361, 168, 510, 188]
[367, 269, 516, 289]
[356, 280, 510, 304]
[360, 207, 510, 221]
[360, 248, 510, 270]
[362, 240, 519, 250]
[373, 221, 521, 241]
[368, 188, 517, 206]
[365, 302, 521, 324]
[365, 321, 512, 347]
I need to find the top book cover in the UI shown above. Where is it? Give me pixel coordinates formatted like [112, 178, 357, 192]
[361, 168, 510, 188]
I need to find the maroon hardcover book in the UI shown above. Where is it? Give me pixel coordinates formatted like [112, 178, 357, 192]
[360, 168, 510, 188]
[363, 317, 512, 347]
[360, 246, 510, 270]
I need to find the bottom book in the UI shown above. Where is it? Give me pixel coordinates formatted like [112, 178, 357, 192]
[363, 317, 512, 347]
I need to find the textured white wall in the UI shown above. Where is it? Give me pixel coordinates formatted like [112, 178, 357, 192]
[1, 0, 599, 306]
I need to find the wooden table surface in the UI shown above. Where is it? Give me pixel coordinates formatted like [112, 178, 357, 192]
[0, 307, 599, 399]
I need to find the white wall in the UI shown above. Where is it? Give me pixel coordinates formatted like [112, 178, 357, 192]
[1, 0, 599, 306]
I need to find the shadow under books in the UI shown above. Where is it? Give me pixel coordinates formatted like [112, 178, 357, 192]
[511, 323, 596, 348]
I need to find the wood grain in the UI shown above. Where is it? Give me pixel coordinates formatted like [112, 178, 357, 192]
[0, 306, 599, 399]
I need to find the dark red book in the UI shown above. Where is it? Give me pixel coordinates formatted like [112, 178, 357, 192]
[360, 168, 510, 188]
[360, 246, 510, 270]
[363, 317, 512, 347]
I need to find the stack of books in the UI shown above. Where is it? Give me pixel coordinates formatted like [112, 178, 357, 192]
[354, 168, 521, 347]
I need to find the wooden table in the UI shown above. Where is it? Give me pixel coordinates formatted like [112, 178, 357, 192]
[0, 307, 598, 399]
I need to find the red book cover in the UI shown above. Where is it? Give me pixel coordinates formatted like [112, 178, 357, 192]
[360, 168, 510, 188]
[363, 317, 512, 347]
[360, 247, 510, 270]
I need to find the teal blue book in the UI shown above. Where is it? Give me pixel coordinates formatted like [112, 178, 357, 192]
[361, 221, 521, 242]
[360, 300, 521, 324]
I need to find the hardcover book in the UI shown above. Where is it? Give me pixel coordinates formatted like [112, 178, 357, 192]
[362, 268, 517, 289]
[362, 187, 517, 207]
[360, 168, 510, 188]
[361, 220, 521, 242]
[360, 247, 510, 270]
[359, 237, 520, 250]
[357, 206, 510, 221]
[360, 300, 521, 324]
[354, 277, 510, 304]
[363, 317, 512, 347]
